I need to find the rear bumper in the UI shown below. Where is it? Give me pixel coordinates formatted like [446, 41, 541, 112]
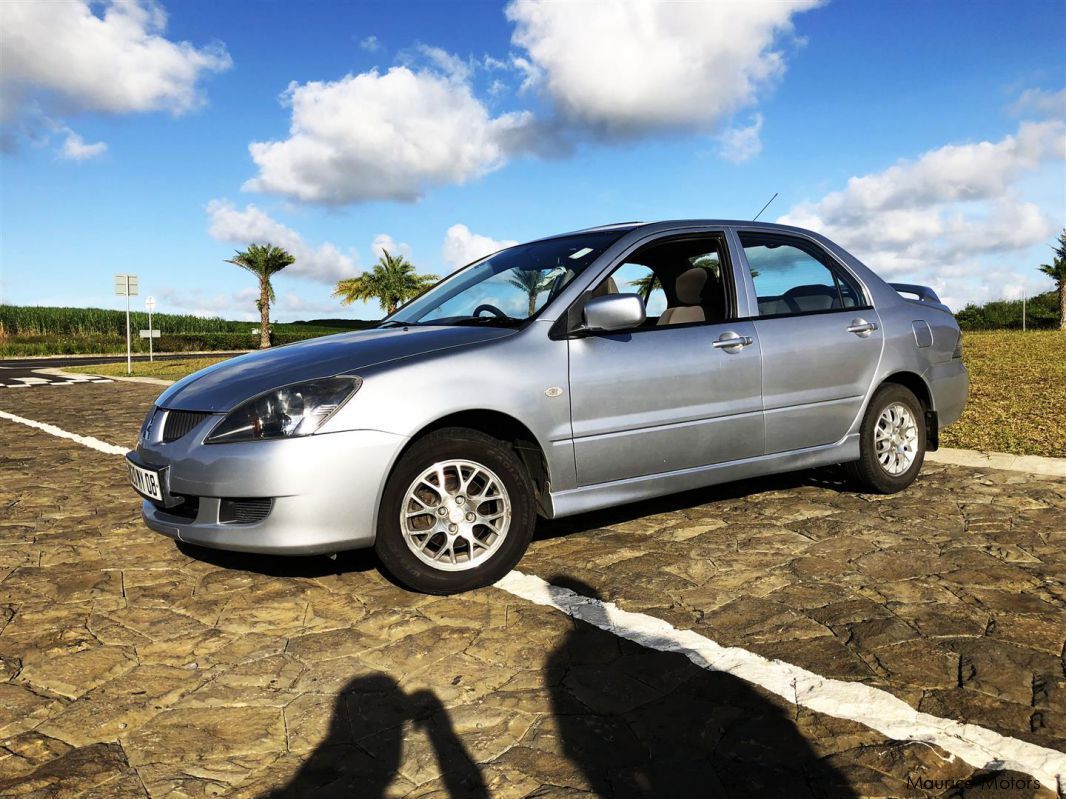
[927, 359, 968, 428]
[134, 427, 408, 555]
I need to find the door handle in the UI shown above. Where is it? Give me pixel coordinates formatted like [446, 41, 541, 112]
[847, 321, 878, 335]
[712, 334, 753, 349]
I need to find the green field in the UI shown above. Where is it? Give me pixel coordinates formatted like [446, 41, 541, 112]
[67, 330, 1065, 458]
[0, 304, 376, 356]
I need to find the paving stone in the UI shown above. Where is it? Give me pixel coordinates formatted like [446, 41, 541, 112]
[1, 383, 1063, 796]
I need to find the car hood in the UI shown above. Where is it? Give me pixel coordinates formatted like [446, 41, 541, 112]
[156, 326, 514, 412]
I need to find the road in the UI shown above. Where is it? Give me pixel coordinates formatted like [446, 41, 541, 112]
[0, 380, 1062, 797]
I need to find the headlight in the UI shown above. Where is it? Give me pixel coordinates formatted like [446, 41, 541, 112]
[205, 376, 362, 444]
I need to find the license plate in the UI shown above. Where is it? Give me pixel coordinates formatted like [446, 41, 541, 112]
[127, 459, 163, 501]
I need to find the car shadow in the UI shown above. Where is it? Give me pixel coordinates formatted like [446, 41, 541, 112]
[533, 466, 850, 543]
[176, 467, 853, 579]
[175, 541, 381, 579]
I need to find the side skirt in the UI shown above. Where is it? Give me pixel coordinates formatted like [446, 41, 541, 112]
[545, 434, 860, 519]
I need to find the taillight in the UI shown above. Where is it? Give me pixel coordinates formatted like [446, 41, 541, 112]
[952, 333, 963, 359]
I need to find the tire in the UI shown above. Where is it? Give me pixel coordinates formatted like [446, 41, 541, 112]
[844, 384, 926, 494]
[374, 427, 537, 594]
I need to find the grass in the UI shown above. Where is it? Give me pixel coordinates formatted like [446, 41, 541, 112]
[65, 331, 1064, 458]
[0, 304, 378, 356]
[940, 330, 1065, 457]
[66, 356, 233, 382]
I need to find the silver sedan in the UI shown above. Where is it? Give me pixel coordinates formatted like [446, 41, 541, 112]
[127, 220, 968, 593]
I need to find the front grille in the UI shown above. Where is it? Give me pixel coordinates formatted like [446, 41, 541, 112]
[219, 498, 273, 525]
[162, 410, 211, 442]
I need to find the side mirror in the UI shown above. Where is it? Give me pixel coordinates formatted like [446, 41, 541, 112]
[581, 293, 647, 333]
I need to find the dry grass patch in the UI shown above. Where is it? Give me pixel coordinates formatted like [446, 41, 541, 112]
[66, 356, 232, 382]
[940, 330, 1065, 457]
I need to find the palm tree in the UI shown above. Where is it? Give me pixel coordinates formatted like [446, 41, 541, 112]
[507, 269, 555, 316]
[1038, 229, 1066, 330]
[628, 273, 661, 300]
[226, 244, 295, 349]
[333, 250, 437, 316]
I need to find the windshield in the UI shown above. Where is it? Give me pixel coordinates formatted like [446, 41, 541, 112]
[388, 230, 625, 327]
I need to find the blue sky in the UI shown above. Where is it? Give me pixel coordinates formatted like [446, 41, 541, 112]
[1, 0, 1063, 320]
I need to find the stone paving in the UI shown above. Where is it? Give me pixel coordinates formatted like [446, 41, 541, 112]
[0, 382, 1063, 798]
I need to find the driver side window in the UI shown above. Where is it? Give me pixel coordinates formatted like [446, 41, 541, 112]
[609, 263, 668, 318]
[589, 235, 731, 328]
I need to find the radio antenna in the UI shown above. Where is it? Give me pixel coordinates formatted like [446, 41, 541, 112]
[752, 192, 778, 221]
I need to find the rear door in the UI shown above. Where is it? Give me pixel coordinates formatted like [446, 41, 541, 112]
[734, 230, 883, 453]
[567, 232, 764, 486]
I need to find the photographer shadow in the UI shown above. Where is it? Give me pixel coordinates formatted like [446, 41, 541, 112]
[546, 576, 858, 798]
[263, 674, 487, 798]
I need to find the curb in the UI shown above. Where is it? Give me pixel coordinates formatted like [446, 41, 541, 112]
[39, 368, 175, 387]
[926, 447, 1066, 478]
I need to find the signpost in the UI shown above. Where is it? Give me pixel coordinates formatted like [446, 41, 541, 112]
[145, 295, 157, 361]
[114, 274, 138, 375]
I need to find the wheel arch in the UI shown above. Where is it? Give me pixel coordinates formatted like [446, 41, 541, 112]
[879, 370, 932, 411]
[877, 370, 938, 449]
[398, 410, 552, 516]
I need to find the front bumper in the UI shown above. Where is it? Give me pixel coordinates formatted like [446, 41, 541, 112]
[132, 420, 408, 555]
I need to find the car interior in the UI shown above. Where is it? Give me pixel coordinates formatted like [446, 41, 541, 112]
[740, 236, 864, 316]
[590, 238, 732, 327]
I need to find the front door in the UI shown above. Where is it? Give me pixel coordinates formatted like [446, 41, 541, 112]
[567, 233, 764, 486]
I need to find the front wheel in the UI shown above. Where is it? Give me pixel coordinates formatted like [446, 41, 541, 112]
[844, 384, 926, 494]
[375, 428, 536, 594]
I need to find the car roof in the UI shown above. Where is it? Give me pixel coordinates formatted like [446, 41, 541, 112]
[535, 219, 816, 241]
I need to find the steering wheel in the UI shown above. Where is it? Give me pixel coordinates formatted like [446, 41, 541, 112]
[473, 303, 510, 320]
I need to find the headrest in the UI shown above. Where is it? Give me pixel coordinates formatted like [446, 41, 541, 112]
[589, 276, 619, 299]
[674, 267, 708, 305]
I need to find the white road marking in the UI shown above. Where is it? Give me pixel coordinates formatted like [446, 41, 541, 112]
[495, 571, 1066, 792]
[0, 410, 128, 456]
[0, 375, 112, 388]
[1, 411, 1061, 791]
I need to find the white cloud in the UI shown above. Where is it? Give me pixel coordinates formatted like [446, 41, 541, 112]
[277, 292, 343, 314]
[206, 199, 359, 284]
[414, 45, 472, 82]
[59, 129, 107, 161]
[777, 120, 1066, 309]
[370, 234, 412, 260]
[156, 286, 260, 320]
[243, 65, 534, 204]
[717, 114, 763, 164]
[1009, 87, 1066, 119]
[358, 35, 381, 53]
[0, 0, 231, 125]
[506, 0, 819, 137]
[442, 224, 517, 270]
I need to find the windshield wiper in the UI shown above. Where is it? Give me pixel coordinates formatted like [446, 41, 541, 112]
[378, 319, 414, 328]
[446, 316, 519, 327]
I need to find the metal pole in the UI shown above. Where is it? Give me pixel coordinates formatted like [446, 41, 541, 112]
[148, 306, 154, 362]
[125, 276, 132, 375]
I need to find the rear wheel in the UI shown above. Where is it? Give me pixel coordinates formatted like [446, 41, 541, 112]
[375, 428, 536, 594]
[844, 384, 925, 493]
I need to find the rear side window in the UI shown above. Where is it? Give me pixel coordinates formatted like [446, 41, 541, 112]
[739, 233, 864, 317]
